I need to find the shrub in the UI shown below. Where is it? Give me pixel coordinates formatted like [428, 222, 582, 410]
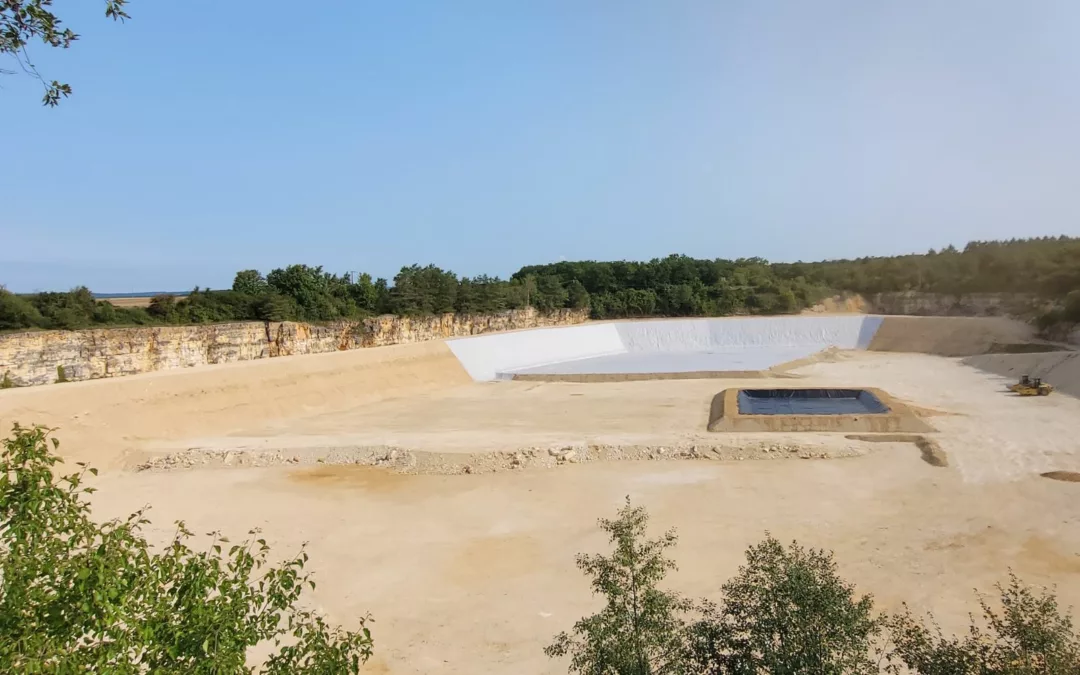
[887, 573, 1080, 674]
[1063, 289, 1080, 324]
[0, 425, 373, 673]
[545, 498, 695, 675]
[55, 365, 68, 383]
[551, 503, 1080, 675]
[147, 294, 178, 321]
[0, 289, 43, 331]
[688, 535, 881, 674]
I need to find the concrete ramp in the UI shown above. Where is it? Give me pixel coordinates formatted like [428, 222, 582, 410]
[962, 351, 1080, 398]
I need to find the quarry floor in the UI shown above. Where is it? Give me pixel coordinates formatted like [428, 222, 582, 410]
[2, 349, 1080, 673]
[130, 351, 1080, 484]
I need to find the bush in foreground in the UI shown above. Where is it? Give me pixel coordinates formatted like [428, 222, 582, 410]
[689, 535, 880, 674]
[550, 501, 1080, 674]
[0, 425, 372, 673]
[544, 498, 695, 674]
[888, 574, 1080, 674]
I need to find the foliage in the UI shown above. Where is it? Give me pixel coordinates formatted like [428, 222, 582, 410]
[0, 372, 15, 389]
[54, 364, 67, 383]
[4, 236, 1079, 331]
[0, 425, 374, 673]
[0, 287, 43, 330]
[545, 497, 695, 675]
[387, 264, 454, 315]
[887, 573, 1080, 674]
[232, 269, 269, 296]
[147, 293, 178, 321]
[688, 535, 881, 675]
[1, 0, 129, 106]
[1063, 290, 1080, 324]
[551, 504, 1080, 675]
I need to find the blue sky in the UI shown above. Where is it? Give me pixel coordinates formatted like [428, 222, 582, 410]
[3, 1, 1080, 292]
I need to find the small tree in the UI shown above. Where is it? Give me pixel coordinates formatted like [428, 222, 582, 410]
[146, 293, 178, 321]
[545, 498, 694, 675]
[689, 535, 880, 675]
[0, 425, 373, 673]
[0, 288, 43, 331]
[567, 279, 591, 310]
[887, 573, 1080, 674]
[232, 269, 270, 296]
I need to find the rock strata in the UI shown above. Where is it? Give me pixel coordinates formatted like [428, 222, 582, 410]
[0, 308, 588, 387]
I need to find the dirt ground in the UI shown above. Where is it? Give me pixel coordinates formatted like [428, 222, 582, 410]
[3, 346, 1080, 673]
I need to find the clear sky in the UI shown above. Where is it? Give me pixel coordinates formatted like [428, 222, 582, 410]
[3, 1, 1080, 293]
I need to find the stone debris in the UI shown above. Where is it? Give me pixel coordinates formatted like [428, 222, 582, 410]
[135, 440, 866, 476]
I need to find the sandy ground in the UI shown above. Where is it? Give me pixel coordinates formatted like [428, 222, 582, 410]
[0, 341, 470, 469]
[120, 351, 1080, 483]
[86, 450, 1080, 674]
[3, 343, 1080, 673]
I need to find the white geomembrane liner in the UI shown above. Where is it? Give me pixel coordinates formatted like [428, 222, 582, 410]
[447, 316, 885, 381]
[446, 323, 624, 381]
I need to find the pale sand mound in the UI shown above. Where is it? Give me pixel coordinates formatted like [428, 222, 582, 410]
[869, 316, 1037, 356]
[962, 351, 1080, 399]
[0, 341, 471, 469]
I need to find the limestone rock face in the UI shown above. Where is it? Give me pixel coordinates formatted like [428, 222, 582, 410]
[865, 292, 1045, 318]
[0, 308, 588, 387]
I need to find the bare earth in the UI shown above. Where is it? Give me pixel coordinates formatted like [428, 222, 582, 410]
[102, 296, 155, 308]
[2, 344, 1080, 674]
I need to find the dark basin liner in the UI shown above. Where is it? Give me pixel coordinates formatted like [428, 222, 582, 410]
[736, 388, 889, 415]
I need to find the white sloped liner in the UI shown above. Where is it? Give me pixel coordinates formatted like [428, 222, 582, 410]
[448, 316, 885, 381]
[446, 323, 625, 381]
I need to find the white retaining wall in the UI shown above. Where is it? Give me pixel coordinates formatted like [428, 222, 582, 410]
[445, 324, 624, 381]
[447, 316, 886, 382]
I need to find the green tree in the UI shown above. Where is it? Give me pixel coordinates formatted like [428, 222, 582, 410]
[887, 573, 1080, 674]
[29, 287, 99, 329]
[0, 424, 374, 673]
[389, 265, 459, 315]
[232, 269, 269, 296]
[545, 498, 694, 675]
[567, 279, 591, 310]
[348, 272, 381, 313]
[535, 274, 569, 311]
[266, 265, 340, 321]
[1062, 289, 1080, 324]
[146, 293, 178, 321]
[1, 0, 129, 106]
[688, 535, 880, 674]
[0, 288, 42, 330]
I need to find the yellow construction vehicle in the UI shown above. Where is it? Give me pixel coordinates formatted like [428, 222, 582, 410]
[1011, 375, 1054, 396]
[1008, 375, 1033, 392]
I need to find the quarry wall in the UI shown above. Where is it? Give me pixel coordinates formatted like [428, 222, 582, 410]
[864, 292, 1046, 317]
[809, 292, 1047, 318]
[0, 308, 588, 387]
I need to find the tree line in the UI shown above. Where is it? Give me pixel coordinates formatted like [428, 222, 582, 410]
[4, 428, 1077, 673]
[2, 236, 1079, 332]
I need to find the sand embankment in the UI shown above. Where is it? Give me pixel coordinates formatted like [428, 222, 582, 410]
[868, 316, 1038, 356]
[0, 341, 470, 468]
[962, 351, 1080, 399]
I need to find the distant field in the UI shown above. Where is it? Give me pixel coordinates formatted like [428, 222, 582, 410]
[94, 292, 189, 308]
[104, 296, 155, 308]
